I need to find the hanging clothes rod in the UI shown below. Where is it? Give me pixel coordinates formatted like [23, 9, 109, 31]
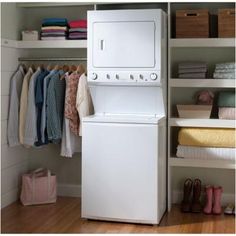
[18, 57, 87, 62]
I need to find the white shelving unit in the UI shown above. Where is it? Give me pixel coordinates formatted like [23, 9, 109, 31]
[168, 2, 236, 211]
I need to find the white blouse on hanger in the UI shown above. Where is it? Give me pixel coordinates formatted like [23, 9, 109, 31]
[76, 73, 94, 136]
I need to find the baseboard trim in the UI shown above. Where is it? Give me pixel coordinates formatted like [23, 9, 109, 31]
[172, 190, 235, 206]
[57, 184, 81, 197]
[1, 187, 19, 209]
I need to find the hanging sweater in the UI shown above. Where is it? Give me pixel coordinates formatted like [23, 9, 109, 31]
[7, 65, 25, 147]
[76, 73, 94, 136]
[24, 67, 41, 146]
[19, 67, 34, 145]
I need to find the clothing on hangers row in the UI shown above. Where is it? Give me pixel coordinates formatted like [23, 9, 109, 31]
[7, 63, 94, 158]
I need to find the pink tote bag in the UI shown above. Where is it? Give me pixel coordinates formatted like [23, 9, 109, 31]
[20, 168, 57, 206]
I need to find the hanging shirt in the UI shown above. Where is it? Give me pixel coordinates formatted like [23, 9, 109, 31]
[61, 74, 81, 158]
[7, 65, 25, 147]
[34, 69, 50, 146]
[19, 67, 34, 145]
[40, 70, 57, 144]
[46, 70, 65, 143]
[76, 73, 94, 136]
[64, 72, 80, 135]
[24, 67, 41, 146]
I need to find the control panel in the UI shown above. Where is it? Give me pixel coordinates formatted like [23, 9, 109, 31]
[88, 71, 161, 85]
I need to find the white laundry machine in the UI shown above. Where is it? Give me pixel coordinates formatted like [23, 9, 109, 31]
[82, 9, 167, 224]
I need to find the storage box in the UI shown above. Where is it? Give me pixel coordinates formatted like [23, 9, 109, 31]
[176, 9, 209, 38]
[22, 30, 39, 41]
[218, 9, 235, 38]
[177, 105, 212, 118]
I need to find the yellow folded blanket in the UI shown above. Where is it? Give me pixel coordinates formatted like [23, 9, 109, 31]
[178, 128, 236, 148]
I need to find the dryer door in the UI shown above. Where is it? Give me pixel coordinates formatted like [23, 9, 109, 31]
[92, 21, 155, 68]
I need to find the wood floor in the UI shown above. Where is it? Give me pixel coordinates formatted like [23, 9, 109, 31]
[1, 197, 235, 233]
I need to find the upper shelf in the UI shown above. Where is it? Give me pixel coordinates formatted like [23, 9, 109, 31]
[170, 38, 235, 48]
[2, 39, 87, 49]
[18, 40, 87, 49]
[170, 79, 235, 88]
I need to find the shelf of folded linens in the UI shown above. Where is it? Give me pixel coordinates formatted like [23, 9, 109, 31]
[169, 157, 235, 169]
[170, 38, 235, 48]
[17, 40, 87, 49]
[169, 78, 235, 88]
[169, 118, 235, 128]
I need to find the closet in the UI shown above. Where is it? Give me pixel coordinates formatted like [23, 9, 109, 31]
[1, 2, 235, 212]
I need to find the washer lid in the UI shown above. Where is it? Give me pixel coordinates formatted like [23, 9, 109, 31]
[83, 114, 165, 124]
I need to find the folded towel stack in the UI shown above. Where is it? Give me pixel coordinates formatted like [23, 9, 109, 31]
[213, 62, 236, 79]
[176, 128, 236, 161]
[41, 18, 68, 40]
[178, 62, 207, 78]
[68, 19, 87, 40]
[217, 91, 235, 120]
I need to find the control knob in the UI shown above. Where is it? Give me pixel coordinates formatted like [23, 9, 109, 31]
[150, 73, 158, 80]
[91, 73, 97, 80]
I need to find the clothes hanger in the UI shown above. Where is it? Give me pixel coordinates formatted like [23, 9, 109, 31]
[76, 64, 85, 75]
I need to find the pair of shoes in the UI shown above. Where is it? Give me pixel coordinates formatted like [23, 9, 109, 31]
[203, 186, 223, 215]
[224, 203, 235, 215]
[181, 178, 202, 213]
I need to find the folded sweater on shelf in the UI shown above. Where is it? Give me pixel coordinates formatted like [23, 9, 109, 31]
[178, 67, 207, 74]
[178, 127, 236, 148]
[69, 28, 87, 33]
[69, 20, 87, 28]
[215, 62, 236, 70]
[213, 72, 235, 79]
[41, 26, 67, 31]
[41, 37, 66, 40]
[176, 145, 236, 161]
[179, 73, 206, 78]
[218, 107, 236, 120]
[218, 91, 235, 107]
[178, 62, 207, 70]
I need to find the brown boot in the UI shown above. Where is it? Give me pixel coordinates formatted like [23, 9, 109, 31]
[181, 178, 193, 212]
[191, 178, 202, 213]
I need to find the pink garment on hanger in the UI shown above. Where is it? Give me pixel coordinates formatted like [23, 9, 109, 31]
[64, 73, 81, 135]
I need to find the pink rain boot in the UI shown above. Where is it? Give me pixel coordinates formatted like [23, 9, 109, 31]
[203, 185, 213, 214]
[213, 186, 223, 215]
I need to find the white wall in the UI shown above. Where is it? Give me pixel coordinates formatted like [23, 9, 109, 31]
[1, 44, 29, 208]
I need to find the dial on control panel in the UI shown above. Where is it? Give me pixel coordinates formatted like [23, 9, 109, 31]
[91, 73, 97, 80]
[150, 73, 158, 80]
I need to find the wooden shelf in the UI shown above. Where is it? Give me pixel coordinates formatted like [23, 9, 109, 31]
[169, 118, 235, 128]
[170, 38, 235, 48]
[17, 40, 87, 49]
[169, 157, 235, 169]
[169, 79, 235, 88]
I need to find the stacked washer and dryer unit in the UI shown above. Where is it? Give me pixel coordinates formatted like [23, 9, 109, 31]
[82, 9, 167, 225]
